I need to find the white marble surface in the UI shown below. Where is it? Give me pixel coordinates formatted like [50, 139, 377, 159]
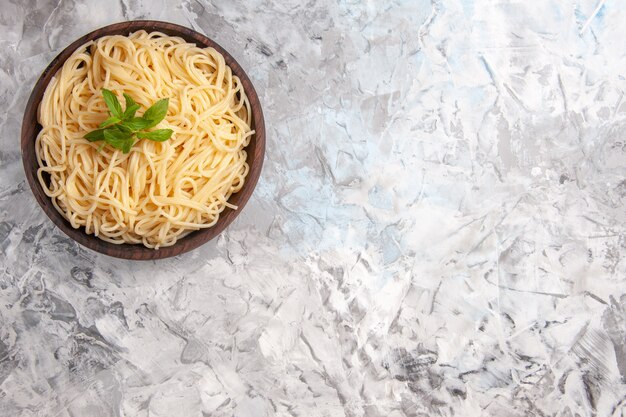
[1, 0, 626, 416]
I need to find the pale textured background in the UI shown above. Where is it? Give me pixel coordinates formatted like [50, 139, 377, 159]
[1, 0, 626, 416]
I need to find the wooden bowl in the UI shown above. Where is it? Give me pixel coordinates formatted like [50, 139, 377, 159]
[20, 21, 265, 260]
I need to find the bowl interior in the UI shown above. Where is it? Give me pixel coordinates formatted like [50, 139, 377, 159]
[21, 21, 265, 260]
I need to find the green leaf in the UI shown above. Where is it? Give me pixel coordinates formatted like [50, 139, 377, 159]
[84, 129, 105, 142]
[121, 138, 134, 154]
[103, 127, 132, 142]
[103, 129, 134, 153]
[123, 103, 140, 120]
[102, 88, 123, 119]
[98, 116, 121, 128]
[120, 117, 152, 131]
[83, 91, 173, 153]
[136, 129, 174, 142]
[113, 123, 133, 135]
[123, 93, 140, 119]
[123, 93, 137, 108]
[142, 98, 169, 128]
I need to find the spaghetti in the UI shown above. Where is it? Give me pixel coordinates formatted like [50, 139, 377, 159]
[35, 31, 252, 248]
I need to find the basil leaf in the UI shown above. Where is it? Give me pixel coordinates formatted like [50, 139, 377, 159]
[103, 127, 132, 141]
[121, 138, 134, 154]
[102, 88, 123, 119]
[136, 129, 174, 142]
[123, 93, 137, 108]
[123, 93, 140, 119]
[113, 123, 133, 135]
[123, 103, 140, 120]
[103, 129, 133, 152]
[84, 129, 105, 142]
[84, 91, 173, 153]
[99, 116, 121, 128]
[121, 117, 152, 131]
[142, 98, 169, 128]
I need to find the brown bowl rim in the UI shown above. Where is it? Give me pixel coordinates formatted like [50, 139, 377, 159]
[20, 20, 265, 260]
